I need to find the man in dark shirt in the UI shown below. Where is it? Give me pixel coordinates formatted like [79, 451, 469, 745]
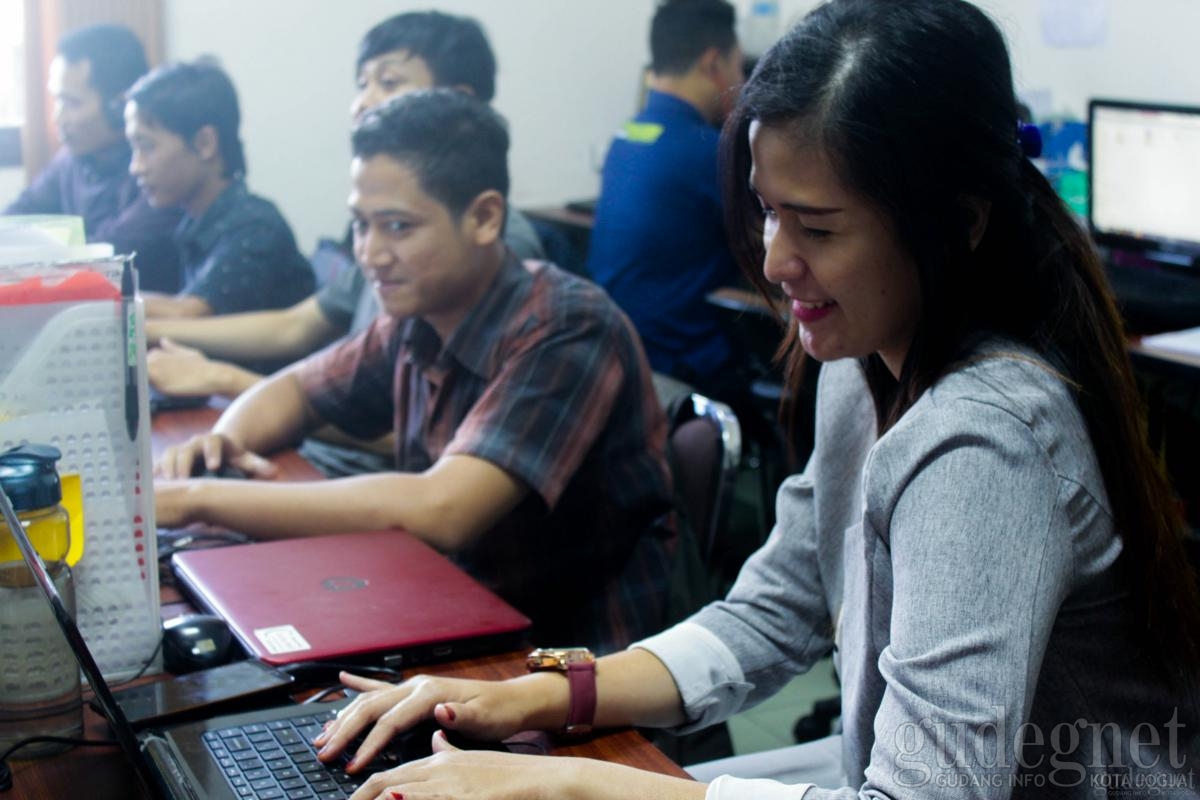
[124, 63, 314, 319]
[587, 0, 744, 400]
[4, 24, 181, 292]
[154, 91, 673, 653]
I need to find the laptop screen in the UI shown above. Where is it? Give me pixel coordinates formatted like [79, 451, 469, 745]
[1088, 99, 1200, 266]
[0, 485, 163, 798]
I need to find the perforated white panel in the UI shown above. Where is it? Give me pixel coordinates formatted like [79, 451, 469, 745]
[0, 259, 160, 681]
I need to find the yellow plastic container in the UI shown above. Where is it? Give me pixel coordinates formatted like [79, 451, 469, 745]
[0, 475, 82, 568]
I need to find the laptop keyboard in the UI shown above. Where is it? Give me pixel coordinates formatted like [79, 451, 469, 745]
[202, 709, 398, 799]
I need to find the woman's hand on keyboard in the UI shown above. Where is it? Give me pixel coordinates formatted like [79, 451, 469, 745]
[313, 671, 563, 774]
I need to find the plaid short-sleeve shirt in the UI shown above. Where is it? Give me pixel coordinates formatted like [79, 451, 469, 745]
[298, 256, 674, 652]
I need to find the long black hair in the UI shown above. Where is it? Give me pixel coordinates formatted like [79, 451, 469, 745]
[722, 0, 1200, 672]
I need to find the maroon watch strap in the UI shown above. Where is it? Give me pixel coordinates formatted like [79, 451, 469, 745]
[564, 660, 597, 733]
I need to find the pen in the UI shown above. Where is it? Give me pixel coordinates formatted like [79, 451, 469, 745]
[121, 258, 138, 441]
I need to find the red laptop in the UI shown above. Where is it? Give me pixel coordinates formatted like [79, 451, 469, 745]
[171, 530, 531, 667]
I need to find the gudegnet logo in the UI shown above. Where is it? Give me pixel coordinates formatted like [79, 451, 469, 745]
[890, 707, 1194, 793]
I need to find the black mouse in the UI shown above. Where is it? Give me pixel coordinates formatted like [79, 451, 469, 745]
[194, 463, 247, 479]
[162, 613, 236, 674]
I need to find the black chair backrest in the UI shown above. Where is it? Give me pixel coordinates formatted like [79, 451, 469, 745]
[667, 394, 742, 565]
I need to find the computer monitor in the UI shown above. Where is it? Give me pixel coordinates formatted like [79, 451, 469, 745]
[1088, 99, 1200, 268]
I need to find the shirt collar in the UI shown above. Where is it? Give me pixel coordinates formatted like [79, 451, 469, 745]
[175, 180, 246, 253]
[643, 89, 709, 126]
[402, 251, 531, 379]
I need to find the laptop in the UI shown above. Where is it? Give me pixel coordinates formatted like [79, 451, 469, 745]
[171, 531, 531, 668]
[0, 493, 521, 799]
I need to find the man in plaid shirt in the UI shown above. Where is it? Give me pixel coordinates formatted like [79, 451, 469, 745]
[156, 90, 674, 652]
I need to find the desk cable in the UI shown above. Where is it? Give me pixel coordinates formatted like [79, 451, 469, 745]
[0, 737, 119, 792]
[0, 638, 164, 791]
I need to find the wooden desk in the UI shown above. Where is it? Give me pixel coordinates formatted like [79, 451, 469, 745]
[150, 403, 224, 458]
[150, 405, 322, 482]
[7, 409, 687, 797]
[8, 650, 687, 798]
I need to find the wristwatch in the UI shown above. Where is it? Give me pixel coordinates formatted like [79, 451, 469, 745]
[526, 647, 596, 734]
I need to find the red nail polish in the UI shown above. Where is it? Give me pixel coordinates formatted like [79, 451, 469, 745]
[444, 704, 456, 722]
[390, 793, 404, 800]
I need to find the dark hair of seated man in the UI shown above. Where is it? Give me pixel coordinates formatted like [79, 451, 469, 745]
[357, 11, 496, 102]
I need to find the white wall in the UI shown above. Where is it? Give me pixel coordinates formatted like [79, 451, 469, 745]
[164, 0, 656, 254]
[750, 0, 1200, 117]
[164, 0, 1200, 254]
[978, 0, 1200, 118]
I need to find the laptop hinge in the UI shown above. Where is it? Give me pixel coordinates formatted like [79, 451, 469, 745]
[142, 734, 202, 800]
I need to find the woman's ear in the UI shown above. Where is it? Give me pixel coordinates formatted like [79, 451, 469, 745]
[464, 189, 506, 246]
[960, 195, 992, 251]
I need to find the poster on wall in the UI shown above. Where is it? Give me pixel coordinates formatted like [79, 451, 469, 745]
[1040, 0, 1108, 48]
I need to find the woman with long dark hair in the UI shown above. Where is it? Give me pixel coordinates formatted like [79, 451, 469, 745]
[314, 1, 1200, 797]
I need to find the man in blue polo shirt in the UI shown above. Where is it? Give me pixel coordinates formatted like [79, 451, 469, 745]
[586, 0, 743, 400]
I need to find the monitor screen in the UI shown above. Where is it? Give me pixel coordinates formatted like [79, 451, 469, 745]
[1088, 99, 1200, 265]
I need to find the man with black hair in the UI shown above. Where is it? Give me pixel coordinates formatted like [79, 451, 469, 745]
[330, 11, 543, 347]
[125, 62, 315, 319]
[4, 23, 182, 292]
[587, 0, 744, 401]
[155, 90, 673, 654]
[142, 11, 544, 478]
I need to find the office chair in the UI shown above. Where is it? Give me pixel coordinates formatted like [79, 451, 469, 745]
[652, 393, 743, 768]
[703, 288, 805, 534]
[667, 392, 742, 596]
[528, 217, 588, 277]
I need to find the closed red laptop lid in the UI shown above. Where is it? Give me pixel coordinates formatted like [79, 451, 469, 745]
[171, 531, 531, 667]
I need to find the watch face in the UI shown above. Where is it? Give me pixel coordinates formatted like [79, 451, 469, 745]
[525, 647, 594, 670]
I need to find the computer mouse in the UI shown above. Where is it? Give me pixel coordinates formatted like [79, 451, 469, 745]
[162, 613, 237, 674]
[193, 463, 248, 480]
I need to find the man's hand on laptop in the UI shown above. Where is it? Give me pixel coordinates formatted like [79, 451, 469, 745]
[314, 671, 545, 773]
[156, 432, 278, 480]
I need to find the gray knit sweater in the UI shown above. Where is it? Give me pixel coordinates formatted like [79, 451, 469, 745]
[639, 346, 1199, 799]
